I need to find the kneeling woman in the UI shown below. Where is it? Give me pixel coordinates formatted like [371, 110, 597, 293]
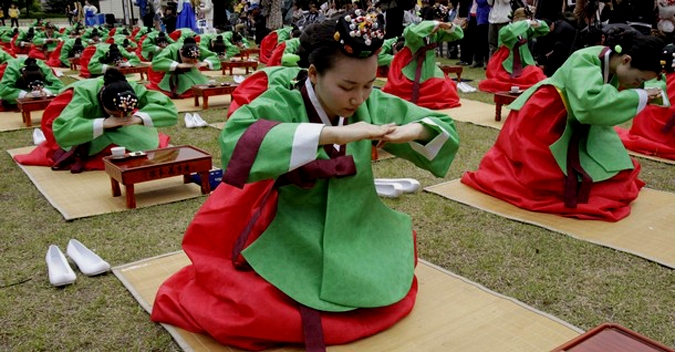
[0, 57, 63, 107]
[148, 37, 220, 98]
[462, 30, 666, 222]
[80, 43, 141, 78]
[151, 12, 459, 350]
[478, 7, 549, 93]
[616, 44, 675, 160]
[382, 8, 464, 109]
[14, 69, 177, 171]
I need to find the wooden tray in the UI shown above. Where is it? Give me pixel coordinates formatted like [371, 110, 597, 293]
[550, 323, 674, 352]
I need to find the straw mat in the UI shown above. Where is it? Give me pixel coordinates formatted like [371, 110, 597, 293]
[426, 179, 675, 269]
[113, 251, 581, 352]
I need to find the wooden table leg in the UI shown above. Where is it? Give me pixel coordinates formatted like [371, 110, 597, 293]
[222, 67, 226, 75]
[194, 94, 200, 107]
[203, 94, 209, 110]
[229, 67, 234, 75]
[183, 174, 192, 184]
[495, 103, 502, 122]
[23, 111, 32, 127]
[245, 67, 249, 74]
[198, 171, 211, 194]
[110, 178, 121, 197]
[125, 184, 136, 209]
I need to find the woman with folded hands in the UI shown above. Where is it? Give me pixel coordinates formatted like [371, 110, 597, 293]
[148, 37, 220, 98]
[0, 57, 63, 107]
[81, 43, 141, 78]
[14, 69, 177, 171]
[462, 29, 668, 222]
[151, 12, 459, 350]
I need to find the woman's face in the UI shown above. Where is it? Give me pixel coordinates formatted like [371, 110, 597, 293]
[614, 56, 658, 88]
[310, 53, 378, 118]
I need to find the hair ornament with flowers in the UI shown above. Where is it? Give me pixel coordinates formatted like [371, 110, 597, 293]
[112, 92, 138, 114]
[333, 9, 385, 58]
[185, 45, 200, 59]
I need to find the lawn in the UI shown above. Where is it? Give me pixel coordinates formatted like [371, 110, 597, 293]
[0, 62, 674, 351]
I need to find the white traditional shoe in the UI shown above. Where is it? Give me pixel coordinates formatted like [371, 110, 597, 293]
[46, 245, 76, 287]
[233, 75, 245, 84]
[184, 113, 194, 128]
[66, 239, 110, 276]
[191, 113, 208, 127]
[375, 182, 404, 198]
[374, 178, 421, 193]
[32, 128, 46, 145]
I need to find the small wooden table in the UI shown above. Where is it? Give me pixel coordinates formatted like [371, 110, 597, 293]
[234, 48, 260, 60]
[550, 323, 674, 352]
[117, 64, 150, 81]
[221, 59, 258, 75]
[440, 65, 463, 82]
[103, 145, 213, 209]
[16, 95, 56, 127]
[68, 57, 80, 70]
[192, 83, 238, 110]
[493, 91, 522, 121]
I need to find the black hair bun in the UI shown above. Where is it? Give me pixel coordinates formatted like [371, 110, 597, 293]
[103, 68, 129, 85]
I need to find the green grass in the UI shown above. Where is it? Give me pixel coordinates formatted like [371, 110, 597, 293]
[1, 64, 674, 351]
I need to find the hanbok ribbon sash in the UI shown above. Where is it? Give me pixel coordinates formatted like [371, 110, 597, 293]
[411, 42, 438, 104]
[564, 122, 593, 208]
[510, 37, 528, 79]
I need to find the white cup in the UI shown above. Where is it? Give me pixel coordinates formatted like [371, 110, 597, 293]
[31, 91, 41, 98]
[510, 86, 520, 93]
[208, 79, 216, 86]
[111, 146, 126, 157]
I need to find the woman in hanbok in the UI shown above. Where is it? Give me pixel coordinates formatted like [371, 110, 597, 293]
[0, 58, 63, 107]
[266, 30, 302, 67]
[150, 12, 459, 350]
[616, 44, 675, 160]
[462, 29, 667, 222]
[14, 69, 177, 172]
[139, 31, 173, 61]
[81, 43, 141, 78]
[29, 22, 65, 60]
[176, 0, 199, 33]
[377, 36, 404, 77]
[382, 6, 464, 109]
[478, 7, 549, 93]
[199, 31, 249, 59]
[259, 26, 293, 64]
[148, 36, 220, 98]
[46, 37, 85, 67]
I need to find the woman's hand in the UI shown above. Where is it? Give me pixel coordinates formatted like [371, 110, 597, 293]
[380, 123, 433, 145]
[320, 122, 396, 145]
[645, 87, 663, 102]
[103, 115, 142, 129]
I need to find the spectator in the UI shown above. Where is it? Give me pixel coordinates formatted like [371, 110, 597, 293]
[473, 0, 490, 68]
[66, 5, 73, 25]
[487, 0, 510, 56]
[249, 4, 269, 44]
[0, 7, 5, 27]
[84, 1, 99, 27]
[8, 4, 19, 28]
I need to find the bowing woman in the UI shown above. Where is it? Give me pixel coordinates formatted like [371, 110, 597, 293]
[462, 29, 667, 222]
[0, 57, 63, 106]
[14, 69, 177, 171]
[151, 11, 459, 351]
[382, 5, 464, 109]
[148, 36, 220, 98]
[478, 7, 550, 93]
[616, 43, 675, 160]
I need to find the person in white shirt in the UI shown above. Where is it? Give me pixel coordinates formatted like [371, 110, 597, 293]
[487, 0, 510, 56]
